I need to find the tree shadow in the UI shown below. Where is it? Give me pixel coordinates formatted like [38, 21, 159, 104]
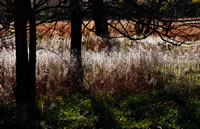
[123, 89, 200, 129]
[37, 88, 200, 129]
[0, 104, 16, 129]
[89, 96, 122, 129]
[177, 89, 200, 129]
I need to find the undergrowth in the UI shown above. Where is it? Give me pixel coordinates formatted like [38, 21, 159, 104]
[36, 89, 200, 129]
[0, 34, 200, 128]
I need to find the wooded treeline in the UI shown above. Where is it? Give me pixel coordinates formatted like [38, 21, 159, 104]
[0, 0, 200, 128]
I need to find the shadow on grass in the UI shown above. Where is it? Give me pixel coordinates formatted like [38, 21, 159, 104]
[39, 93, 122, 129]
[120, 89, 200, 129]
[0, 104, 16, 129]
[89, 96, 122, 129]
[1, 88, 200, 129]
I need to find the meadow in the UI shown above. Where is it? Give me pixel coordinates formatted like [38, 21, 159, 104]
[0, 21, 200, 128]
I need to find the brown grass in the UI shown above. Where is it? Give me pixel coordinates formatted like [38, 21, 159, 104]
[34, 20, 200, 42]
[0, 19, 200, 102]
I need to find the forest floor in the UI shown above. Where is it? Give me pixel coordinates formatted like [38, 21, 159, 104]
[1, 89, 200, 129]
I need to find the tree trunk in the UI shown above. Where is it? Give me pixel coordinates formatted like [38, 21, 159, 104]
[14, 0, 29, 105]
[92, 0, 113, 52]
[28, 0, 36, 107]
[69, 0, 84, 93]
[14, 0, 40, 128]
[92, 0, 109, 37]
[28, 0, 41, 128]
[14, 0, 29, 128]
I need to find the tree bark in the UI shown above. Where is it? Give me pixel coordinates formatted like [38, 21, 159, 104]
[14, 0, 29, 128]
[91, 0, 113, 52]
[28, 0, 41, 128]
[69, 0, 84, 93]
[92, 0, 109, 37]
[14, 0, 29, 105]
[14, 0, 40, 128]
[28, 0, 37, 107]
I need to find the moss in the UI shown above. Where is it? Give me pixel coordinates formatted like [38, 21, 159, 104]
[36, 90, 200, 128]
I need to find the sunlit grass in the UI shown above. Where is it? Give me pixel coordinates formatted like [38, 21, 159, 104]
[0, 35, 200, 97]
[0, 33, 200, 128]
[38, 90, 200, 129]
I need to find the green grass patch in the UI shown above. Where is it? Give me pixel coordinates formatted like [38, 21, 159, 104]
[38, 89, 200, 129]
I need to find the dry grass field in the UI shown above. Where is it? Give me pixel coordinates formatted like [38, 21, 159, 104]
[35, 20, 200, 41]
[0, 20, 200, 129]
[0, 20, 200, 99]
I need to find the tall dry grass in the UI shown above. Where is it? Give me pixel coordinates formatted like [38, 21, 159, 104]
[0, 34, 200, 103]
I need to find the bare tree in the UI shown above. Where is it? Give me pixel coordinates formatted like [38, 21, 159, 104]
[1, 1, 200, 128]
[99, 0, 200, 46]
[14, 0, 30, 128]
[91, 0, 109, 37]
[68, 0, 85, 93]
[14, 0, 41, 128]
[32, 0, 200, 94]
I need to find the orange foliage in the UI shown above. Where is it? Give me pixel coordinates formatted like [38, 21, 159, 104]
[0, 20, 199, 41]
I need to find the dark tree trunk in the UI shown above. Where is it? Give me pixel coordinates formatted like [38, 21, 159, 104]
[28, 0, 36, 107]
[14, 0, 29, 128]
[28, 0, 41, 128]
[92, 0, 109, 37]
[14, 0, 29, 105]
[91, 0, 113, 52]
[14, 0, 40, 128]
[69, 0, 84, 93]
